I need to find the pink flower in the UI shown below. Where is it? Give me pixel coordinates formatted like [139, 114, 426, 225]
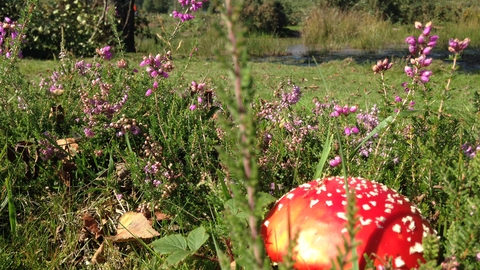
[422, 46, 432, 55]
[329, 156, 342, 167]
[417, 35, 425, 44]
[405, 36, 416, 46]
[84, 128, 95, 138]
[189, 104, 196, 111]
[404, 66, 414, 77]
[145, 89, 153, 96]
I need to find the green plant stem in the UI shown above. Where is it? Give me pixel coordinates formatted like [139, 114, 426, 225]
[334, 118, 359, 270]
[222, 0, 264, 267]
[438, 54, 458, 118]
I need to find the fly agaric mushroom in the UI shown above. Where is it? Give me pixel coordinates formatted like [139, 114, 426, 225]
[261, 176, 435, 269]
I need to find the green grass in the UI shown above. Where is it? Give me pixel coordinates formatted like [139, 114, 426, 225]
[3, 3, 480, 270]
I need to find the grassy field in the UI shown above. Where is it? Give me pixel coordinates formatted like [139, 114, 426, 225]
[2, 2, 480, 270]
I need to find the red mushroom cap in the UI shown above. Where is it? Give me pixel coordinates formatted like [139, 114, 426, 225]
[261, 176, 435, 269]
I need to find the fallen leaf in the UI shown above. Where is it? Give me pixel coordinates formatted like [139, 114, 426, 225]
[91, 242, 106, 264]
[154, 211, 170, 221]
[56, 138, 80, 158]
[108, 212, 160, 242]
[83, 213, 102, 239]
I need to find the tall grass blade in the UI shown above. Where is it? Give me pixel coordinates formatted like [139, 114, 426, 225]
[313, 127, 333, 179]
[6, 174, 16, 236]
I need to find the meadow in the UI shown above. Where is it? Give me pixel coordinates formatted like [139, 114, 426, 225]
[2, 1, 480, 270]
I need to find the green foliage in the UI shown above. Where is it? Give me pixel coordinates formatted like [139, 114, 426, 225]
[241, 0, 290, 35]
[320, 0, 480, 24]
[142, 0, 171, 13]
[152, 226, 209, 266]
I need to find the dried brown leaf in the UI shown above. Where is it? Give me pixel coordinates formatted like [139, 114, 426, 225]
[83, 213, 102, 239]
[91, 242, 106, 264]
[108, 212, 160, 242]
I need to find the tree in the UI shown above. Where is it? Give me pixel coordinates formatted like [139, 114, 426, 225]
[114, 0, 136, 52]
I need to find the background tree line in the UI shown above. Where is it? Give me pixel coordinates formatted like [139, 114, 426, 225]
[0, 0, 478, 58]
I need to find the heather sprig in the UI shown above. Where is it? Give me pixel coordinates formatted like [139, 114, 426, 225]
[139, 52, 174, 96]
[0, 17, 25, 59]
[438, 36, 471, 116]
[372, 58, 393, 99]
[172, 0, 207, 22]
[404, 21, 437, 86]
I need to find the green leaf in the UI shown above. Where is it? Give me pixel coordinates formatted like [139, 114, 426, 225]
[165, 250, 193, 266]
[349, 110, 420, 160]
[224, 198, 249, 219]
[314, 127, 333, 179]
[187, 226, 209, 251]
[151, 234, 187, 254]
[256, 192, 276, 209]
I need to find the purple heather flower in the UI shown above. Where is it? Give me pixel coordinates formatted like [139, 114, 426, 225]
[198, 96, 203, 104]
[476, 252, 480, 261]
[418, 35, 425, 44]
[404, 66, 414, 77]
[408, 45, 416, 55]
[190, 0, 203, 11]
[422, 46, 432, 55]
[116, 193, 123, 200]
[419, 70, 432, 83]
[394, 96, 402, 102]
[281, 85, 302, 106]
[189, 104, 196, 110]
[429, 35, 439, 42]
[462, 143, 480, 158]
[422, 26, 432, 36]
[153, 179, 162, 187]
[96, 45, 113, 60]
[329, 156, 342, 167]
[409, 101, 416, 110]
[130, 125, 141, 135]
[405, 36, 416, 46]
[448, 38, 471, 54]
[344, 126, 359, 136]
[153, 81, 158, 89]
[84, 128, 95, 138]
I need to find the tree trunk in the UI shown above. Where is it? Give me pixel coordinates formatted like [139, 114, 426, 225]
[115, 0, 136, 52]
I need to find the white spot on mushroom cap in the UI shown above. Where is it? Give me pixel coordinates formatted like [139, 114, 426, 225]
[362, 204, 371, 211]
[337, 212, 347, 220]
[409, 242, 424, 254]
[286, 193, 294, 199]
[300, 183, 311, 188]
[326, 200, 333, 206]
[278, 204, 283, 210]
[341, 228, 347, 233]
[264, 220, 270, 227]
[376, 216, 386, 223]
[327, 193, 332, 197]
[360, 218, 372, 226]
[393, 224, 402, 233]
[369, 201, 377, 206]
[310, 199, 319, 208]
[395, 256, 405, 267]
[408, 220, 416, 232]
[342, 201, 347, 205]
